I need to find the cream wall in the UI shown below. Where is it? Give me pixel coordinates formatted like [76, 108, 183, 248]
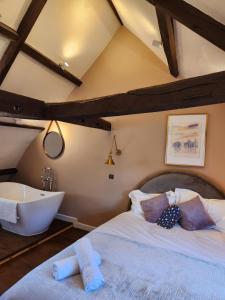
[16, 28, 225, 226]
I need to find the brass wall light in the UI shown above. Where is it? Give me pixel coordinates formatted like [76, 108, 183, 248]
[105, 135, 122, 165]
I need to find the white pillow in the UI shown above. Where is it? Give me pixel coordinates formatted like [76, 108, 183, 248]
[175, 188, 225, 232]
[128, 190, 159, 216]
[203, 199, 225, 232]
[128, 190, 176, 216]
[175, 188, 199, 203]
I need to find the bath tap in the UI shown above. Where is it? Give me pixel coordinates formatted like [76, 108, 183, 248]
[41, 167, 55, 191]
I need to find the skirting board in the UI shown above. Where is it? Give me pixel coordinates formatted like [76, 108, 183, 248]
[56, 213, 96, 232]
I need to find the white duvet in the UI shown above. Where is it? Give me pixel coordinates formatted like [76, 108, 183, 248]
[96, 211, 225, 267]
[2, 211, 225, 300]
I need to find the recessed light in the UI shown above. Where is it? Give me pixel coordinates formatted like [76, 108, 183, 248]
[59, 61, 69, 70]
[152, 40, 163, 48]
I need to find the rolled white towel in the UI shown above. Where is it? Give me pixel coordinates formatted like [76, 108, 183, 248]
[52, 251, 101, 281]
[74, 237, 105, 292]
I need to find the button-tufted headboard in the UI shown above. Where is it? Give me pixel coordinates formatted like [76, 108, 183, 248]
[139, 172, 224, 199]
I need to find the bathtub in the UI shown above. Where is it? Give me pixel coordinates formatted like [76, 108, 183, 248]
[0, 182, 64, 236]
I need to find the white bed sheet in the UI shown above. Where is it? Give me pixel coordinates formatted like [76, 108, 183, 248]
[3, 211, 225, 300]
[96, 211, 225, 267]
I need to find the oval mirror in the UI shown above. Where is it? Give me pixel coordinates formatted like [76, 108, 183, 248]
[43, 131, 65, 159]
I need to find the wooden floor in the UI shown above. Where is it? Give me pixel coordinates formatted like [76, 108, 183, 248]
[0, 227, 87, 294]
[0, 219, 71, 261]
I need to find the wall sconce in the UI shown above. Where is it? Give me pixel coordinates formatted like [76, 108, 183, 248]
[105, 135, 122, 165]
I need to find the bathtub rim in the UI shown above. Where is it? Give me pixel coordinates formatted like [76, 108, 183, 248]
[0, 182, 65, 203]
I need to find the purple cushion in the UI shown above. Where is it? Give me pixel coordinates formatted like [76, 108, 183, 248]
[140, 194, 169, 223]
[178, 196, 215, 231]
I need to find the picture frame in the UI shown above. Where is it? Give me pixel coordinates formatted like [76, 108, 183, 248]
[165, 114, 207, 167]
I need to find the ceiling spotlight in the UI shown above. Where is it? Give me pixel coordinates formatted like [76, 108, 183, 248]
[59, 61, 69, 70]
[152, 40, 163, 48]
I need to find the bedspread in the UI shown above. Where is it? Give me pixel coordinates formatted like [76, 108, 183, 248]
[2, 229, 225, 300]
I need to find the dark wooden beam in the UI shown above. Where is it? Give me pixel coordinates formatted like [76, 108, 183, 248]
[0, 168, 17, 176]
[107, 0, 123, 25]
[0, 121, 44, 131]
[156, 6, 178, 77]
[146, 0, 225, 52]
[45, 71, 225, 119]
[0, 0, 47, 84]
[0, 90, 111, 131]
[0, 89, 45, 119]
[21, 44, 82, 86]
[0, 22, 19, 40]
[60, 118, 111, 131]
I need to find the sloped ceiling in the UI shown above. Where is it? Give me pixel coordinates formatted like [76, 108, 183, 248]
[0, 0, 224, 103]
[0, 0, 120, 102]
[0, 0, 31, 30]
[0, 123, 42, 169]
[175, 0, 225, 77]
[112, 0, 225, 78]
[112, 0, 167, 65]
[0, 36, 10, 60]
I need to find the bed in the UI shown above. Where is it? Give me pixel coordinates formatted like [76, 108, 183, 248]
[2, 172, 225, 300]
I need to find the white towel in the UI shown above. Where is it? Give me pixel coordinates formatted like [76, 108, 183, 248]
[52, 251, 101, 281]
[74, 237, 105, 292]
[0, 198, 17, 223]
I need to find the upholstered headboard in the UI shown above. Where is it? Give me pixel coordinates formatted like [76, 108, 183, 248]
[139, 172, 225, 199]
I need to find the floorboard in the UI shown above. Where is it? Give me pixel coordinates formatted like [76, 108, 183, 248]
[0, 219, 71, 261]
[0, 227, 87, 294]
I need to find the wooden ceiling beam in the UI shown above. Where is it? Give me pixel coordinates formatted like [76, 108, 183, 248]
[156, 6, 178, 77]
[21, 44, 82, 86]
[146, 0, 225, 52]
[59, 118, 111, 131]
[0, 0, 47, 85]
[0, 90, 111, 131]
[0, 168, 17, 176]
[0, 90, 45, 119]
[0, 22, 19, 40]
[107, 0, 123, 25]
[45, 71, 225, 119]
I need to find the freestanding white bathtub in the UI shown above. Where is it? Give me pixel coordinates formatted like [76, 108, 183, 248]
[0, 182, 64, 236]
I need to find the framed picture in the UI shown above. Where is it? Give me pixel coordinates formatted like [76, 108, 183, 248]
[165, 114, 207, 167]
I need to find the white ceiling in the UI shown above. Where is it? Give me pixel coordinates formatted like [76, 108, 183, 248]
[27, 0, 120, 79]
[0, 0, 120, 101]
[1, 52, 75, 102]
[112, 0, 167, 65]
[176, 23, 225, 78]
[184, 0, 225, 23]
[112, 0, 225, 78]
[0, 0, 224, 102]
[0, 36, 9, 60]
[175, 0, 225, 77]
[0, 0, 31, 30]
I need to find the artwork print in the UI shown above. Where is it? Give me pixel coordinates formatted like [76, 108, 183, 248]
[165, 115, 207, 166]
